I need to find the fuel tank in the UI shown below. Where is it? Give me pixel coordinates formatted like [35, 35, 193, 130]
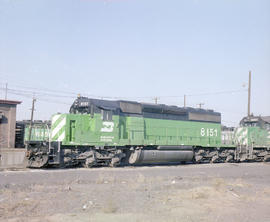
[129, 149, 194, 164]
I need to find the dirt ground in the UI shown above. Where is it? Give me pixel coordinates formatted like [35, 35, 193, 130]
[0, 162, 270, 222]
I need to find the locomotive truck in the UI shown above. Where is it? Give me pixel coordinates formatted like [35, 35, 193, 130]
[25, 96, 270, 168]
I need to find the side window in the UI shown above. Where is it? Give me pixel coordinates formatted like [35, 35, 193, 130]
[101, 110, 112, 121]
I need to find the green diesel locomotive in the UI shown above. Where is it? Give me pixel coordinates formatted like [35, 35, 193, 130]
[25, 97, 270, 168]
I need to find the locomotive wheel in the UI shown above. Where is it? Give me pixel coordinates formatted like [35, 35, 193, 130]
[211, 155, 220, 163]
[225, 155, 233, 162]
[263, 155, 270, 162]
[109, 157, 121, 167]
[27, 154, 48, 168]
[83, 157, 97, 168]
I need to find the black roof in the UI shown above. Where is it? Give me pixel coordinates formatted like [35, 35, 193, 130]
[240, 115, 270, 125]
[70, 97, 221, 123]
[261, 116, 270, 124]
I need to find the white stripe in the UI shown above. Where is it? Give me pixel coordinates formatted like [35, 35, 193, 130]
[52, 114, 61, 124]
[57, 131, 65, 141]
[242, 138, 248, 145]
[52, 117, 66, 138]
[235, 128, 248, 144]
[235, 128, 244, 138]
[237, 134, 244, 143]
[242, 129, 248, 136]
[236, 128, 243, 134]
[238, 135, 246, 144]
[238, 129, 247, 139]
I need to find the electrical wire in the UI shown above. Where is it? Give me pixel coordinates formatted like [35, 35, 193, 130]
[0, 82, 248, 102]
[0, 88, 72, 105]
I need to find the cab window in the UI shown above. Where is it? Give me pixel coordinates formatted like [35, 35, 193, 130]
[101, 110, 112, 121]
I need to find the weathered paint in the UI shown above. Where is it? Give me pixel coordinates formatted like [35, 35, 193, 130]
[234, 126, 270, 148]
[24, 124, 50, 142]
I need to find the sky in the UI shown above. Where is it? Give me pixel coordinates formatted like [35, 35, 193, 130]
[0, 0, 269, 126]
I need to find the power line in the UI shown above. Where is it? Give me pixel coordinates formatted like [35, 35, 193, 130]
[0, 71, 248, 100]
[0, 89, 71, 105]
[0, 81, 109, 99]
[5, 83, 8, 100]
[0, 82, 248, 102]
[185, 89, 248, 97]
[3, 87, 75, 98]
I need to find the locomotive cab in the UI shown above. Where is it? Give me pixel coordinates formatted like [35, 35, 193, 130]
[235, 115, 270, 148]
[240, 115, 270, 130]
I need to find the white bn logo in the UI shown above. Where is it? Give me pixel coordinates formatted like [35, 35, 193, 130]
[101, 122, 114, 132]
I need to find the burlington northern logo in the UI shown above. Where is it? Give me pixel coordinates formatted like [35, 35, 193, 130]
[101, 122, 114, 132]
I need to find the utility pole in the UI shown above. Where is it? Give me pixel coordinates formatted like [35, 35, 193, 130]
[5, 83, 7, 100]
[184, 95, 186, 108]
[154, 97, 159, 104]
[28, 96, 36, 143]
[247, 70, 251, 117]
[198, 103, 204, 109]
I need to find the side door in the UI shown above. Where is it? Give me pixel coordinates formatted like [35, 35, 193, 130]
[127, 116, 145, 145]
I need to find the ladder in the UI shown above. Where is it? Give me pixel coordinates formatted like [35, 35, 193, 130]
[235, 144, 253, 161]
[48, 141, 64, 165]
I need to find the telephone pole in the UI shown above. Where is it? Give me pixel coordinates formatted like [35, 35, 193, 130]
[154, 97, 159, 104]
[5, 83, 8, 100]
[247, 70, 251, 117]
[198, 103, 204, 109]
[184, 95, 186, 108]
[28, 96, 36, 143]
